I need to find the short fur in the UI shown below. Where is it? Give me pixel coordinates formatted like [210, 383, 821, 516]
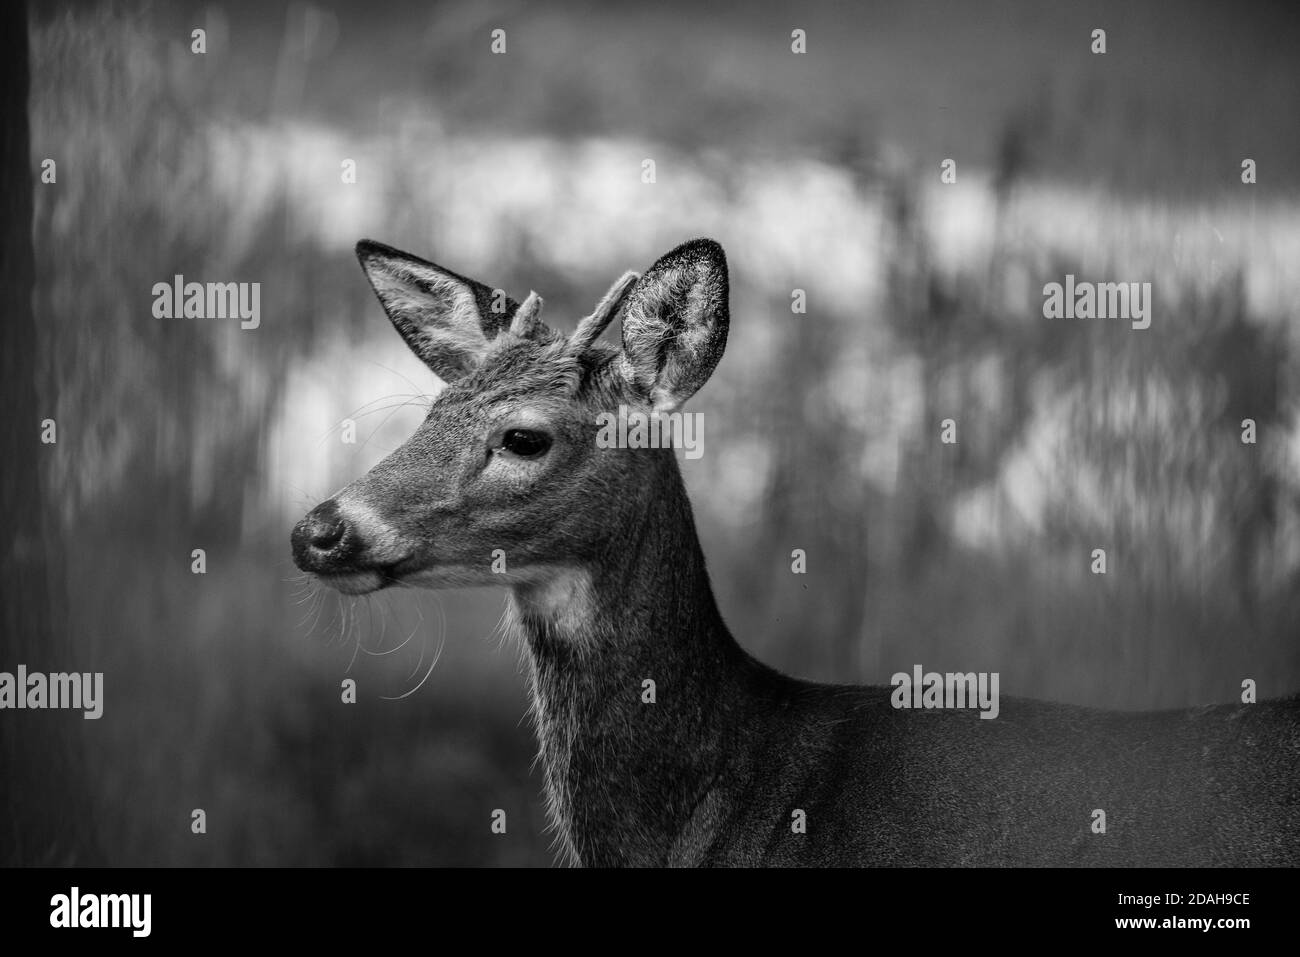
[292, 238, 1300, 868]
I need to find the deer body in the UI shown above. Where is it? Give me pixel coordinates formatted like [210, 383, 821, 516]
[515, 456, 1299, 867]
[293, 238, 1300, 867]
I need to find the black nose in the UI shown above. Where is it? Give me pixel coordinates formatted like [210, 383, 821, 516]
[292, 500, 352, 570]
[305, 504, 346, 548]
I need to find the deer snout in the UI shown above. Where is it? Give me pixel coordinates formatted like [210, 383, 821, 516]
[291, 500, 355, 572]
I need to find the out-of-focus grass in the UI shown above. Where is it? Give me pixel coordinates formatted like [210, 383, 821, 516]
[28, 1, 1300, 866]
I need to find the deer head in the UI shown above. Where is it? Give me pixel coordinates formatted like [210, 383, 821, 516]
[290, 238, 729, 599]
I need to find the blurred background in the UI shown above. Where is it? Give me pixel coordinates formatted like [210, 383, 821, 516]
[4, 0, 1299, 865]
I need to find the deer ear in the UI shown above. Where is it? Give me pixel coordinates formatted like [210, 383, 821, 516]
[620, 238, 729, 412]
[356, 240, 519, 382]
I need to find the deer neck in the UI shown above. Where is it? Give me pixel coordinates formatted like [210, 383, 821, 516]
[507, 456, 741, 866]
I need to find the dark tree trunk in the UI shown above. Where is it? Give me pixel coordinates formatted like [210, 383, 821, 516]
[0, 0, 99, 865]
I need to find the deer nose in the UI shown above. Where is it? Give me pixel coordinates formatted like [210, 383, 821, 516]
[291, 500, 352, 569]
[305, 504, 346, 548]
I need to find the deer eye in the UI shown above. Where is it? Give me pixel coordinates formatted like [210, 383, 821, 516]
[501, 428, 551, 458]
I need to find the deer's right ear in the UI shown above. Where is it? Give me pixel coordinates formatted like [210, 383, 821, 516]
[356, 240, 520, 382]
[620, 238, 729, 412]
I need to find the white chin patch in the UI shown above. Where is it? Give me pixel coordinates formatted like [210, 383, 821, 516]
[317, 570, 385, 595]
[400, 565, 493, 589]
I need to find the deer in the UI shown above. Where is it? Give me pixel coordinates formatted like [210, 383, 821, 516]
[292, 237, 1300, 867]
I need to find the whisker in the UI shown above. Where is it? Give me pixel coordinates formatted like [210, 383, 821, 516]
[316, 394, 428, 447]
[364, 359, 436, 406]
[382, 622, 444, 701]
[356, 397, 430, 456]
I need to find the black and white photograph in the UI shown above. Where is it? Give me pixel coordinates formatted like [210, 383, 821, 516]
[2, 0, 1298, 937]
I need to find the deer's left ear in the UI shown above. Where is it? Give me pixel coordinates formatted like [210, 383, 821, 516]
[620, 238, 730, 412]
[356, 240, 520, 382]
